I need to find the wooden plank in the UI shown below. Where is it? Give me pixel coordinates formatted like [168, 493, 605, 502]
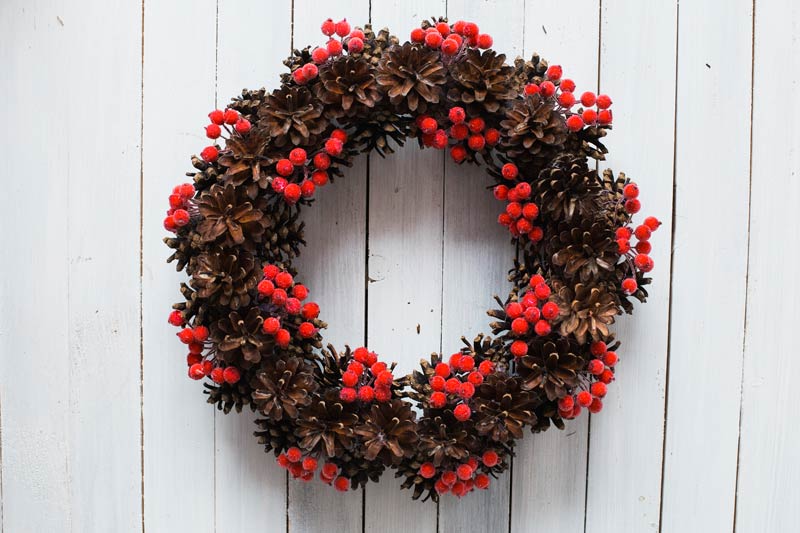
[361, 4, 443, 533]
[0, 0, 143, 531]
[436, 2, 522, 532]
[288, 1, 369, 531]
[213, 2, 292, 531]
[510, 2, 598, 531]
[1, 1, 147, 529]
[142, 1, 217, 531]
[735, 1, 800, 530]
[585, 2, 677, 532]
[659, 2, 752, 532]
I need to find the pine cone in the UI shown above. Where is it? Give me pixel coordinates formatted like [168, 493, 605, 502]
[417, 414, 476, 466]
[317, 55, 381, 118]
[196, 184, 270, 250]
[228, 88, 268, 121]
[534, 155, 602, 223]
[354, 399, 418, 464]
[447, 49, 518, 114]
[500, 94, 568, 175]
[263, 201, 306, 263]
[295, 391, 359, 458]
[376, 43, 446, 114]
[549, 280, 620, 344]
[189, 247, 258, 310]
[549, 219, 618, 283]
[516, 336, 584, 401]
[215, 307, 266, 365]
[217, 128, 274, 195]
[252, 356, 318, 420]
[473, 372, 537, 442]
[205, 379, 255, 414]
[350, 105, 412, 156]
[360, 25, 399, 66]
[255, 416, 299, 455]
[257, 86, 326, 148]
[513, 53, 550, 85]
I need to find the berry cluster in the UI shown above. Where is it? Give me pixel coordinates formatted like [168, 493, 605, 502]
[257, 264, 321, 347]
[292, 18, 365, 85]
[199, 108, 251, 164]
[524, 64, 613, 132]
[269, 129, 346, 204]
[427, 353, 495, 422]
[339, 347, 395, 404]
[420, 450, 496, 497]
[414, 106, 502, 162]
[614, 182, 661, 294]
[410, 19, 493, 56]
[557, 340, 618, 418]
[163, 183, 195, 232]
[276, 447, 351, 491]
[493, 162, 543, 242]
[174, 322, 242, 384]
[504, 275, 560, 357]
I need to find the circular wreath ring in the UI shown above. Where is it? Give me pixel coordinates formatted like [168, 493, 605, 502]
[162, 16, 661, 501]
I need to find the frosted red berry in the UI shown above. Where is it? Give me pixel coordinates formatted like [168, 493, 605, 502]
[420, 463, 436, 479]
[577, 390, 593, 407]
[540, 81, 556, 97]
[582, 109, 598, 123]
[425, 31, 443, 48]
[546, 65, 563, 80]
[510, 340, 528, 357]
[454, 404, 472, 421]
[223, 109, 239, 125]
[645, 216, 661, 231]
[534, 320, 551, 336]
[588, 359, 605, 375]
[223, 366, 241, 384]
[450, 144, 467, 163]
[347, 36, 364, 53]
[188, 363, 205, 380]
[501, 163, 518, 180]
[566, 115, 584, 132]
[482, 450, 499, 467]
[533, 282, 551, 300]
[596, 94, 612, 109]
[430, 391, 447, 408]
[591, 382, 608, 398]
[478, 360, 494, 376]
[208, 109, 224, 125]
[477, 34, 493, 49]
[625, 198, 641, 214]
[312, 47, 329, 63]
[298, 322, 316, 338]
[276, 159, 294, 176]
[334, 19, 350, 37]
[580, 91, 596, 107]
[560, 78, 576, 92]
[205, 124, 221, 139]
[558, 91, 576, 108]
[326, 39, 343, 56]
[234, 118, 251, 134]
[542, 301, 559, 320]
[200, 146, 219, 162]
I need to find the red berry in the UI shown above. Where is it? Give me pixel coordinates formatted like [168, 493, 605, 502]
[271, 177, 288, 194]
[410, 27, 425, 43]
[540, 81, 556, 97]
[558, 395, 575, 412]
[223, 366, 241, 384]
[450, 144, 467, 163]
[457, 464, 473, 480]
[462, 22, 479, 37]
[468, 117, 485, 133]
[514, 182, 532, 200]
[358, 385, 375, 402]
[223, 109, 239, 125]
[582, 109, 598, 123]
[192, 325, 209, 342]
[533, 282, 551, 300]
[566, 115, 584, 132]
[458, 355, 475, 372]
[484, 128, 500, 145]
[284, 184, 301, 204]
[441, 470, 457, 486]
[622, 276, 638, 294]
[528, 226, 544, 242]
[598, 109, 613, 124]
[445, 377, 461, 394]
[467, 371, 484, 386]
[300, 180, 315, 198]
[262, 317, 280, 335]
[534, 320, 551, 336]
[327, 39, 343, 56]
[454, 404, 472, 421]
[276, 159, 293, 176]
[588, 359, 605, 375]
[596, 94, 612, 109]
[467, 134, 485, 151]
[339, 387, 357, 403]
[312, 47, 329, 63]
[558, 92, 576, 108]
[321, 18, 335, 36]
[524, 83, 540, 95]
[546, 65, 563, 80]
[274, 271, 293, 289]
[453, 20, 466, 34]
[542, 301, 559, 320]
[625, 198, 641, 214]
[208, 109, 224, 125]
[430, 391, 447, 408]
[644, 216, 661, 231]
[589, 398, 603, 413]
[580, 92, 596, 107]
[173, 209, 190, 226]
[347, 36, 364, 53]
[590, 341, 607, 355]
[439, 37, 458, 55]
[636, 241, 652, 254]
[420, 116, 438, 134]
[308, 170, 327, 186]
[275, 328, 291, 347]
[435, 22, 450, 35]
[474, 473, 490, 489]
[425, 31, 443, 48]
[599, 368, 615, 384]
[434, 362, 450, 378]
[448, 107, 466, 124]
[501, 163, 519, 180]
[370, 362, 387, 376]
[430, 375, 446, 391]
[560, 78, 576, 92]
[333, 476, 350, 492]
[477, 34, 493, 49]
[302, 456, 318, 472]
[168, 310, 184, 327]
[478, 360, 494, 376]
[188, 363, 205, 380]
[524, 306, 540, 324]
[325, 137, 343, 156]
[511, 317, 529, 335]
[604, 351, 619, 366]
[493, 184, 509, 201]
[506, 302, 524, 319]
[301, 302, 320, 320]
[205, 124, 221, 139]
[510, 340, 528, 357]
[209, 367, 224, 384]
[186, 353, 202, 366]
[177, 328, 195, 344]
[634, 225, 652, 241]
[577, 391, 593, 407]
[200, 145, 219, 162]
[616, 227, 633, 240]
[617, 238, 631, 254]
[458, 382, 475, 399]
[234, 118, 251, 134]
[419, 462, 437, 479]
[376, 370, 394, 387]
[298, 322, 316, 338]
[257, 279, 275, 297]
[591, 382, 608, 398]
[506, 202, 522, 219]
[335, 19, 350, 37]
[450, 123, 469, 142]
[482, 450, 499, 467]
[529, 274, 545, 287]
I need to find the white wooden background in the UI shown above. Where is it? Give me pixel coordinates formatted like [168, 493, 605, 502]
[1, 0, 798, 531]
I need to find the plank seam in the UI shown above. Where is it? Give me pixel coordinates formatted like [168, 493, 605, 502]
[656, 1, 681, 530]
[213, 3, 220, 531]
[139, 0, 147, 531]
[731, 1, 757, 531]
[0, 379, 4, 533]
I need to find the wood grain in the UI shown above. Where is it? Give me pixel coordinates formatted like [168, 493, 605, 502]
[214, 2, 293, 531]
[735, 1, 800, 531]
[585, 2, 677, 532]
[510, 3, 598, 531]
[142, 1, 217, 531]
[659, 2, 753, 532]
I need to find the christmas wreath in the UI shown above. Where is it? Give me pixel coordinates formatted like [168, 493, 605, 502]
[162, 17, 661, 501]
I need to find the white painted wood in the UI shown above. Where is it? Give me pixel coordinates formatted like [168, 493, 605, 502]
[660, 2, 752, 532]
[363, 3, 443, 531]
[142, 1, 217, 531]
[0, 1, 143, 531]
[437, 2, 521, 532]
[510, 3, 598, 531]
[586, 2, 677, 532]
[736, 1, 800, 531]
[288, 2, 369, 531]
[214, 2, 292, 531]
